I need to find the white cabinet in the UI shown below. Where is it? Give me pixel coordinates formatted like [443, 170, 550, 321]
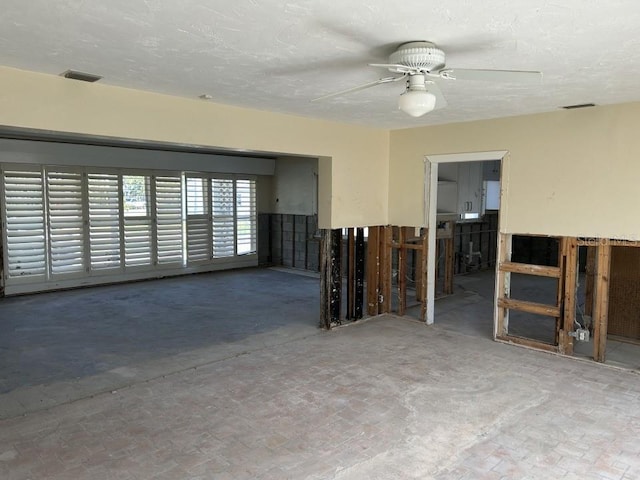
[457, 162, 483, 221]
[436, 163, 459, 220]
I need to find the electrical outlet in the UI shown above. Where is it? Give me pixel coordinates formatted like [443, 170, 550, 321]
[576, 328, 590, 342]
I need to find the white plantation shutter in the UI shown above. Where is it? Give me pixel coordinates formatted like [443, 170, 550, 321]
[186, 176, 211, 263]
[124, 217, 151, 266]
[123, 175, 152, 267]
[212, 178, 235, 258]
[155, 175, 183, 265]
[2, 168, 46, 278]
[2, 162, 258, 295]
[88, 173, 121, 270]
[46, 170, 85, 275]
[236, 179, 256, 255]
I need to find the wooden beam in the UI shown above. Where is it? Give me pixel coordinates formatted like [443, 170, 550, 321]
[378, 226, 393, 314]
[555, 241, 564, 345]
[329, 229, 343, 325]
[497, 298, 561, 317]
[319, 229, 331, 329]
[397, 227, 407, 316]
[559, 237, 578, 355]
[366, 226, 380, 316]
[420, 229, 428, 322]
[495, 335, 559, 353]
[593, 242, 611, 362]
[416, 234, 423, 302]
[346, 228, 355, 320]
[495, 233, 512, 338]
[443, 222, 455, 295]
[391, 242, 424, 251]
[584, 246, 596, 317]
[354, 228, 365, 320]
[499, 262, 561, 278]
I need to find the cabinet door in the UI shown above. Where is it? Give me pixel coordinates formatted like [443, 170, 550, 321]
[457, 162, 483, 219]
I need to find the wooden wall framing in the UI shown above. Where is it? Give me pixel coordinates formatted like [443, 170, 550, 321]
[495, 234, 579, 355]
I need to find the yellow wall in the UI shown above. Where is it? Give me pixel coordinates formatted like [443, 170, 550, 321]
[0, 66, 389, 229]
[4, 65, 640, 238]
[390, 102, 640, 240]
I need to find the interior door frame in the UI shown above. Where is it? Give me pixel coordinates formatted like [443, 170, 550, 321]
[423, 150, 509, 325]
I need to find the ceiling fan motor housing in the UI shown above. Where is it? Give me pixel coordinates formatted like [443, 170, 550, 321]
[389, 41, 446, 73]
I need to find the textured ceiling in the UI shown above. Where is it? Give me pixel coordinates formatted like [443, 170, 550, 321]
[2, 0, 640, 129]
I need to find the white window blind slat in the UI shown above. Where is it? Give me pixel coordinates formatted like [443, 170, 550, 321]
[212, 178, 235, 258]
[155, 175, 183, 265]
[88, 173, 121, 270]
[2, 170, 46, 277]
[123, 175, 152, 267]
[236, 179, 257, 255]
[47, 170, 85, 275]
[186, 177, 211, 263]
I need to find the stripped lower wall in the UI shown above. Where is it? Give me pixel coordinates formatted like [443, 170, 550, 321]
[258, 214, 321, 271]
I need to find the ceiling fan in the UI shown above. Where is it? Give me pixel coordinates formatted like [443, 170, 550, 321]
[313, 41, 543, 117]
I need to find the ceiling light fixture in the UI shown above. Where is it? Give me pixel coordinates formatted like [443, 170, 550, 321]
[398, 74, 436, 117]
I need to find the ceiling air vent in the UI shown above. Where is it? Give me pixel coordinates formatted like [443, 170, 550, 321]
[561, 103, 596, 110]
[60, 70, 102, 82]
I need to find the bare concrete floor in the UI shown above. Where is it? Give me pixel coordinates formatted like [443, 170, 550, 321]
[1, 314, 640, 479]
[419, 269, 640, 371]
[0, 268, 319, 418]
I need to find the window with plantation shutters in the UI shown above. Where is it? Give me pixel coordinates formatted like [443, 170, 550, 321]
[212, 178, 235, 258]
[123, 175, 152, 267]
[46, 170, 86, 275]
[155, 175, 183, 265]
[185, 176, 211, 263]
[88, 173, 121, 270]
[1, 168, 46, 278]
[2, 163, 257, 295]
[236, 179, 256, 255]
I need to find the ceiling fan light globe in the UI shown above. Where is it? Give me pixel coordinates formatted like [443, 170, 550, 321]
[398, 90, 436, 117]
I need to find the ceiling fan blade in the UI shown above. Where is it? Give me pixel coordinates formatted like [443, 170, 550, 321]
[439, 68, 543, 83]
[312, 75, 406, 102]
[426, 80, 447, 110]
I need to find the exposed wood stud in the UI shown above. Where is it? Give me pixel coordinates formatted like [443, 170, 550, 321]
[593, 243, 611, 362]
[420, 229, 428, 322]
[379, 226, 393, 314]
[319, 229, 331, 329]
[495, 233, 512, 338]
[346, 228, 355, 320]
[497, 298, 561, 317]
[443, 223, 455, 295]
[560, 237, 578, 355]
[495, 335, 558, 352]
[397, 227, 407, 315]
[416, 239, 423, 302]
[354, 228, 365, 319]
[319, 229, 342, 329]
[366, 226, 380, 316]
[329, 229, 342, 325]
[555, 241, 564, 345]
[584, 246, 596, 317]
[499, 262, 561, 278]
